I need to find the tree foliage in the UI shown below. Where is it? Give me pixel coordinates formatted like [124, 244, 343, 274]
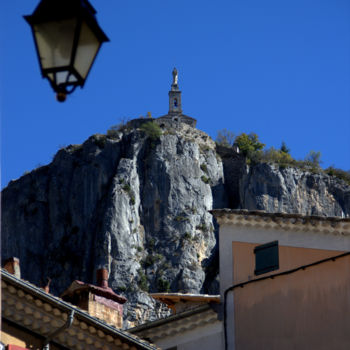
[140, 121, 162, 141]
[214, 129, 347, 185]
[280, 141, 290, 154]
[253, 147, 294, 166]
[234, 133, 265, 156]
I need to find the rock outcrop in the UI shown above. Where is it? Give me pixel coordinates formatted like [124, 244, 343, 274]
[2, 119, 225, 327]
[239, 163, 350, 217]
[2, 119, 349, 326]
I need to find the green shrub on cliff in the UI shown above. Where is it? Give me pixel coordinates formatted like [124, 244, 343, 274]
[216, 130, 350, 184]
[325, 167, 350, 185]
[157, 278, 170, 292]
[138, 269, 148, 291]
[140, 122, 162, 141]
[235, 133, 265, 157]
[250, 147, 295, 167]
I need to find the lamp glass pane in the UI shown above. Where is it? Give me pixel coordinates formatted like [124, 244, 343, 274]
[74, 21, 101, 79]
[68, 74, 78, 83]
[50, 71, 78, 86]
[55, 71, 69, 85]
[47, 73, 54, 83]
[33, 19, 77, 69]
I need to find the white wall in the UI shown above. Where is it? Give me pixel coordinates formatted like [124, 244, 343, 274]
[155, 321, 223, 350]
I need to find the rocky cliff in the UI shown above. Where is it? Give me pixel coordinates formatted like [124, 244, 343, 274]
[2, 119, 350, 326]
[239, 162, 350, 217]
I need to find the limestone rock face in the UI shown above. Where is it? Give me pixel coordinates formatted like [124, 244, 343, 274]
[240, 163, 350, 217]
[2, 120, 350, 326]
[1, 121, 224, 327]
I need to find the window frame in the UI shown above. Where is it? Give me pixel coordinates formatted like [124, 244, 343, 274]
[254, 240, 279, 276]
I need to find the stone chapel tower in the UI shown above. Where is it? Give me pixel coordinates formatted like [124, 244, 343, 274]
[168, 68, 182, 115]
[158, 68, 197, 127]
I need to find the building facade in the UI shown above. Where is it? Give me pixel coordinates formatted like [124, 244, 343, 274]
[130, 293, 223, 350]
[212, 209, 350, 350]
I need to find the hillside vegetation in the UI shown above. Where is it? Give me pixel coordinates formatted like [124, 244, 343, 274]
[216, 129, 350, 185]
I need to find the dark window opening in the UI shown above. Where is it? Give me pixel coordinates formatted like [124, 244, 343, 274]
[254, 240, 279, 275]
[174, 98, 178, 107]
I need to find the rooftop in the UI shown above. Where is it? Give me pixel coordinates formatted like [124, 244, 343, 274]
[1, 269, 158, 350]
[61, 279, 127, 304]
[130, 304, 219, 342]
[151, 292, 220, 304]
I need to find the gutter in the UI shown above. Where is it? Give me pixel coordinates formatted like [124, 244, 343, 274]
[223, 251, 350, 350]
[43, 310, 75, 350]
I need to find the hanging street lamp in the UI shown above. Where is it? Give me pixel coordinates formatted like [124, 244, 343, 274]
[24, 0, 109, 102]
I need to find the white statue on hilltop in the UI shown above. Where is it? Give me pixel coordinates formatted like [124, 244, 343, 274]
[172, 68, 178, 85]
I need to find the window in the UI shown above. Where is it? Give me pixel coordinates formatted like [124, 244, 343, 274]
[254, 241, 279, 275]
[174, 98, 178, 107]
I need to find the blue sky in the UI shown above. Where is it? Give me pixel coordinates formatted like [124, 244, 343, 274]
[1, 0, 349, 188]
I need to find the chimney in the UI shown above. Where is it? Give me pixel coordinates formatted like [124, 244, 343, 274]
[43, 277, 51, 293]
[61, 269, 127, 329]
[96, 268, 108, 288]
[3, 257, 21, 279]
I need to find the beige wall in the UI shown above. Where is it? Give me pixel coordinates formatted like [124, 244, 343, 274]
[219, 223, 350, 298]
[233, 254, 350, 350]
[218, 220, 350, 350]
[88, 299, 123, 329]
[232, 241, 344, 284]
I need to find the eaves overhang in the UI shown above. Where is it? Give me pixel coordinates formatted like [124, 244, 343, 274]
[129, 304, 220, 342]
[210, 209, 350, 235]
[151, 293, 220, 305]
